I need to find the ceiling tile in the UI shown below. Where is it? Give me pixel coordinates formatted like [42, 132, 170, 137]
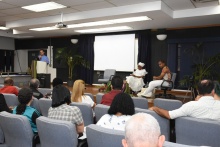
[0, 13, 7, 17]
[0, 2, 18, 10]
[107, 0, 158, 6]
[0, 7, 30, 15]
[72, 1, 115, 11]
[163, 0, 194, 10]
[55, 0, 104, 7]
[42, 8, 79, 16]
[192, 1, 219, 8]
[3, 0, 49, 7]
[15, 12, 49, 19]
[0, 15, 22, 21]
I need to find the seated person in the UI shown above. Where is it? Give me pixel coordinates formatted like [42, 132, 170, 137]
[52, 77, 63, 87]
[71, 79, 96, 109]
[48, 84, 84, 134]
[149, 79, 220, 121]
[13, 88, 41, 133]
[140, 60, 171, 97]
[0, 77, 18, 96]
[29, 78, 43, 99]
[101, 76, 123, 106]
[122, 113, 165, 147]
[0, 93, 12, 113]
[214, 81, 220, 100]
[126, 62, 147, 92]
[97, 93, 135, 131]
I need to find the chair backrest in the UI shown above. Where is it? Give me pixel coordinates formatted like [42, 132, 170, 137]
[94, 104, 110, 122]
[175, 117, 220, 146]
[154, 98, 182, 111]
[36, 116, 78, 147]
[132, 97, 148, 109]
[163, 141, 200, 147]
[135, 108, 170, 141]
[39, 98, 52, 117]
[103, 69, 116, 79]
[38, 88, 52, 95]
[0, 111, 34, 147]
[70, 102, 93, 126]
[31, 98, 41, 113]
[84, 93, 95, 102]
[96, 93, 104, 104]
[86, 124, 124, 147]
[170, 73, 177, 88]
[3, 93, 19, 107]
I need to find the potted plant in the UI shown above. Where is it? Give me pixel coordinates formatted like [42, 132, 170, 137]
[180, 43, 220, 88]
[55, 47, 90, 86]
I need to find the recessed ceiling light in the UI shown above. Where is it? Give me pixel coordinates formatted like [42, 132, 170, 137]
[75, 26, 132, 33]
[109, 16, 151, 23]
[0, 26, 10, 30]
[22, 2, 66, 12]
[29, 27, 58, 31]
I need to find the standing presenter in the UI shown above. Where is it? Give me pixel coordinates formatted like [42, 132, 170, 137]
[38, 49, 49, 64]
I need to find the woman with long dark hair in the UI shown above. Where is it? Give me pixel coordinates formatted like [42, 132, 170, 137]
[96, 93, 135, 131]
[13, 88, 41, 133]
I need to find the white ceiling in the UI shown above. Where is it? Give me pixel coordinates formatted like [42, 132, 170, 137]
[0, 0, 220, 38]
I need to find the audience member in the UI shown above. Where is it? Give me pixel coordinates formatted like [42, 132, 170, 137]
[0, 93, 12, 113]
[29, 78, 43, 99]
[97, 93, 135, 131]
[126, 62, 148, 92]
[140, 60, 171, 97]
[0, 77, 18, 96]
[101, 76, 123, 106]
[149, 79, 220, 121]
[52, 77, 63, 87]
[122, 113, 165, 147]
[13, 88, 41, 133]
[48, 85, 84, 134]
[71, 79, 96, 108]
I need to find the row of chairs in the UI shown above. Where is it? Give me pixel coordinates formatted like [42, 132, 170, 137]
[1, 108, 219, 147]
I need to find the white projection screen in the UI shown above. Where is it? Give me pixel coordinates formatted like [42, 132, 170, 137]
[94, 34, 135, 72]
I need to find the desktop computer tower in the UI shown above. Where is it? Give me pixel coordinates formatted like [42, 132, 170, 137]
[37, 74, 51, 88]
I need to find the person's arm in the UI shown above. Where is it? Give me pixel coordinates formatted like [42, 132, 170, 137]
[76, 122, 84, 134]
[32, 110, 41, 125]
[149, 106, 171, 119]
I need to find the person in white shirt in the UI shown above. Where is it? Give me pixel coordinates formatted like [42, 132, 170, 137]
[122, 113, 165, 147]
[149, 79, 220, 121]
[71, 79, 96, 108]
[96, 93, 135, 131]
[126, 62, 148, 92]
[140, 60, 171, 97]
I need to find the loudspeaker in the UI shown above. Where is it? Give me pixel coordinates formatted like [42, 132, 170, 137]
[37, 74, 51, 88]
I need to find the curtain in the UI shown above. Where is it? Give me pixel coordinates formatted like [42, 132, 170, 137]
[78, 35, 95, 85]
[137, 30, 151, 83]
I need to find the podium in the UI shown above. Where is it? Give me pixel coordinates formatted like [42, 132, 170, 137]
[32, 61, 51, 88]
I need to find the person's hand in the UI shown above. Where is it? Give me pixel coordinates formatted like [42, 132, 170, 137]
[149, 106, 155, 111]
[153, 76, 157, 80]
[9, 106, 14, 110]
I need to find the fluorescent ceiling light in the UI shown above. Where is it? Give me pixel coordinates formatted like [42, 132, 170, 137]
[75, 26, 132, 33]
[0, 26, 10, 30]
[109, 16, 151, 23]
[22, 2, 66, 12]
[68, 21, 112, 28]
[30, 27, 58, 31]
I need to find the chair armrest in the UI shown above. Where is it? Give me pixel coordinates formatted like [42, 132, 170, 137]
[161, 80, 173, 89]
[109, 75, 115, 81]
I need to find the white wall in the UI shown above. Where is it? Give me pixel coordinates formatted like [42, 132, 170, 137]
[14, 50, 28, 72]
